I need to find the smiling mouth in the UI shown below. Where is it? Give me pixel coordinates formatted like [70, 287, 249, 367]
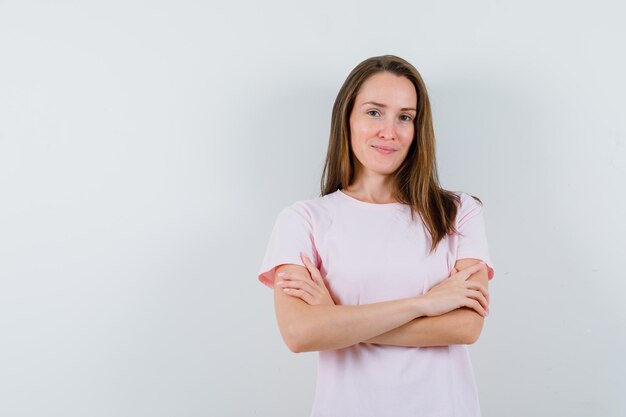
[372, 145, 396, 155]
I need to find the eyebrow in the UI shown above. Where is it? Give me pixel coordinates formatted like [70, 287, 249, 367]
[361, 101, 417, 112]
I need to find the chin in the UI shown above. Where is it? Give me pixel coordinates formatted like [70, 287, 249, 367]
[369, 165, 400, 175]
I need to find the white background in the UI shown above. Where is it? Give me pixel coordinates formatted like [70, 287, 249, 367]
[1, 1, 625, 416]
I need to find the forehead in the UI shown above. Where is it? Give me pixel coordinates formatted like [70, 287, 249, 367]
[355, 72, 417, 108]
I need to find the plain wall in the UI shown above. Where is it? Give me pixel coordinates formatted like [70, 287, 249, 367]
[1, 1, 624, 416]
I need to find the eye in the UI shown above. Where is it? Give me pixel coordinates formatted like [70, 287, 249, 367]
[400, 115, 413, 122]
[367, 110, 381, 117]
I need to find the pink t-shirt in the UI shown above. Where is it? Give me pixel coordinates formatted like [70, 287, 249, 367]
[257, 189, 495, 417]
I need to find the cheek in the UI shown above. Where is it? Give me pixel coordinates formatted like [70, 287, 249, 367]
[401, 125, 415, 142]
[352, 120, 367, 134]
[351, 122, 372, 143]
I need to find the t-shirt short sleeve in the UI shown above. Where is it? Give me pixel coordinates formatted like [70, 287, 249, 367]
[455, 193, 495, 280]
[257, 202, 318, 289]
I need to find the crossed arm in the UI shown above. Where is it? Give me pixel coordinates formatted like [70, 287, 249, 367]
[272, 257, 489, 353]
[363, 258, 489, 347]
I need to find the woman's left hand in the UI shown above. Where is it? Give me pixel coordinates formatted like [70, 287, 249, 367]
[276, 252, 336, 306]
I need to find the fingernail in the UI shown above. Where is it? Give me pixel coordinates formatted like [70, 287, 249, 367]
[276, 281, 285, 286]
[277, 272, 286, 277]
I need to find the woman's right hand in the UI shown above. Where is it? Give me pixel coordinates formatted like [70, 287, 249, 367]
[418, 263, 490, 317]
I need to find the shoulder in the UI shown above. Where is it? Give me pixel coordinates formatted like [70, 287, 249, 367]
[452, 191, 486, 225]
[453, 191, 484, 207]
[281, 193, 337, 220]
[277, 191, 338, 226]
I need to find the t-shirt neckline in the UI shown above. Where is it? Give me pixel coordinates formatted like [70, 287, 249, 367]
[336, 189, 405, 208]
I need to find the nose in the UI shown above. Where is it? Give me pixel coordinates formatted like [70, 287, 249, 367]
[378, 118, 396, 140]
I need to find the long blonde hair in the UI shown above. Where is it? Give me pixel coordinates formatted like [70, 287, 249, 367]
[320, 55, 482, 253]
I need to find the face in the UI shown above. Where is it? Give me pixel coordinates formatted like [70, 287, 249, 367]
[348, 71, 417, 178]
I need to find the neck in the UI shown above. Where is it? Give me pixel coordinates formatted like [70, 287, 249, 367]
[344, 177, 397, 204]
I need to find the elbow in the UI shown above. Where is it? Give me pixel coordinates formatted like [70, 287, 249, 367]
[462, 312, 485, 345]
[277, 303, 330, 353]
[464, 330, 480, 345]
[282, 323, 312, 353]
[285, 339, 303, 354]
[285, 334, 308, 353]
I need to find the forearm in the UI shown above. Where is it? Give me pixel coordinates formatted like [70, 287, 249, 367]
[363, 260, 490, 347]
[276, 291, 426, 353]
[363, 307, 483, 347]
[275, 258, 489, 352]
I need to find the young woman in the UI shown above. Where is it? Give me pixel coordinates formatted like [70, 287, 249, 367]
[257, 55, 495, 417]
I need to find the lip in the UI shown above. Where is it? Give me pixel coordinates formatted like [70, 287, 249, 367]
[372, 145, 396, 154]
